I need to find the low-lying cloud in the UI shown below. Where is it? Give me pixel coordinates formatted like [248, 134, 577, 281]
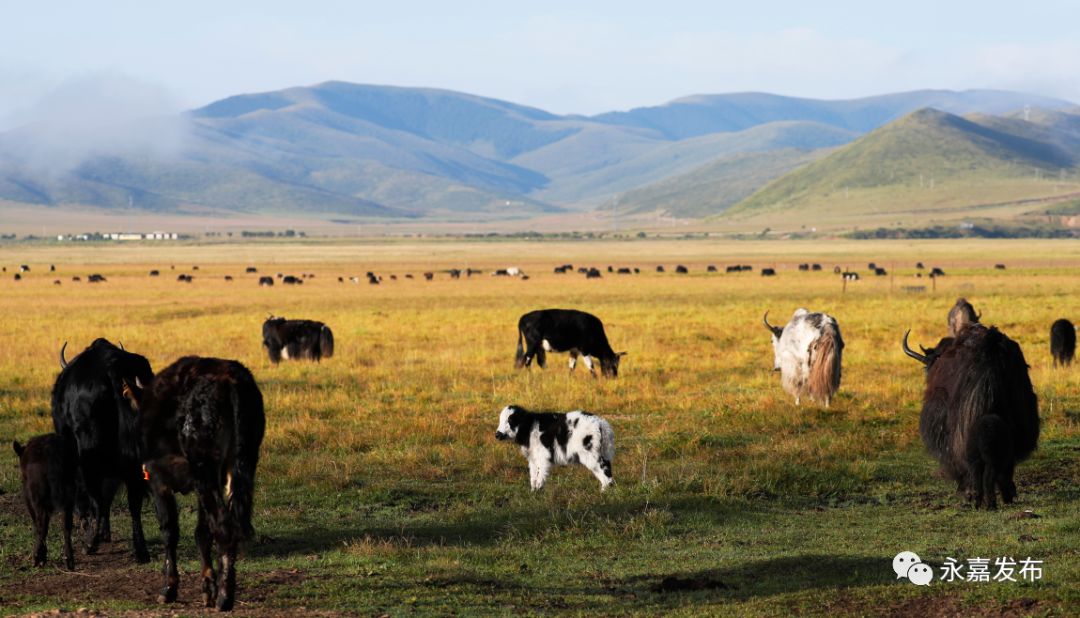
[0, 72, 190, 174]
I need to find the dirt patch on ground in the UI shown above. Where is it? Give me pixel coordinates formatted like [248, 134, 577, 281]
[0, 543, 338, 617]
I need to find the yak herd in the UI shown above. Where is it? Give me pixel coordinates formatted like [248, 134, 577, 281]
[5, 259, 1074, 612]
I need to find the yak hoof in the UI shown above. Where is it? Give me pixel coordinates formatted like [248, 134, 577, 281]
[158, 587, 178, 604]
[203, 581, 219, 607]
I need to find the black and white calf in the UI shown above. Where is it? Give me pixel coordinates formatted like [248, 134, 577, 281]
[494, 405, 614, 491]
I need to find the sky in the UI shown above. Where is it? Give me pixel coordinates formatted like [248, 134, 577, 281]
[1, 0, 1079, 130]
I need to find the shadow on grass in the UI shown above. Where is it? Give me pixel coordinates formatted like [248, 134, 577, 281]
[326, 554, 891, 610]
[617, 554, 889, 603]
[247, 493, 758, 558]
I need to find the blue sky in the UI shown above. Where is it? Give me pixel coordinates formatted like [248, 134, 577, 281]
[1, 1, 1078, 128]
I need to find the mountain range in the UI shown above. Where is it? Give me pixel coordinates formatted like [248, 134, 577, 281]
[0, 82, 1075, 223]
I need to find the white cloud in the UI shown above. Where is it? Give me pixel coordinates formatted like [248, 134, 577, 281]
[1, 71, 190, 173]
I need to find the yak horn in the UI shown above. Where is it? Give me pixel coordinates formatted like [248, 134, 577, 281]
[59, 341, 69, 369]
[135, 376, 144, 389]
[118, 341, 125, 351]
[902, 330, 928, 364]
[762, 311, 783, 337]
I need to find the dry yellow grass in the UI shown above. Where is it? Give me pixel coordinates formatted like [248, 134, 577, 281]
[0, 238, 1077, 615]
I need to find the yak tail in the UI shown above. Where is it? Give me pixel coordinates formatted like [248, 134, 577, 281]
[808, 326, 843, 407]
[320, 325, 335, 359]
[228, 381, 264, 541]
[515, 330, 525, 368]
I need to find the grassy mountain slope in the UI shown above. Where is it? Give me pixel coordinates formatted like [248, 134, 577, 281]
[722, 108, 1080, 227]
[529, 121, 855, 204]
[614, 149, 826, 217]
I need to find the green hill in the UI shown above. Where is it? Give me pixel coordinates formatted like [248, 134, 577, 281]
[528, 121, 853, 205]
[612, 149, 826, 217]
[723, 108, 1080, 226]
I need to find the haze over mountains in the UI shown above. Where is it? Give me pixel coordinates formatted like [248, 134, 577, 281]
[0, 82, 1075, 224]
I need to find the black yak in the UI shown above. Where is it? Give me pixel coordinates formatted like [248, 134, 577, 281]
[902, 325, 1039, 509]
[516, 309, 625, 377]
[262, 316, 334, 363]
[130, 356, 265, 611]
[1050, 318, 1075, 367]
[52, 339, 154, 561]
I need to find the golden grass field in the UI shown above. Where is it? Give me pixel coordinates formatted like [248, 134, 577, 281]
[0, 238, 1077, 616]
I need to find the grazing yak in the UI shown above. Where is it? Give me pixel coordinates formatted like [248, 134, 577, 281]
[1050, 318, 1075, 367]
[52, 339, 154, 561]
[13, 434, 77, 569]
[763, 309, 844, 407]
[262, 316, 334, 363]
[761, 268, 776, 277]
[258, 276, 274, 286]
[515, 309, 625, 377]
[902, 322, 1040, 509]
[129, 356, 265, 611]
[494, 405, 615, 491]
[947, 298, 980, 337]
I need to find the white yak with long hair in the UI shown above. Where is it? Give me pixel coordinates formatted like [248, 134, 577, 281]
[763, 308, 844, 407]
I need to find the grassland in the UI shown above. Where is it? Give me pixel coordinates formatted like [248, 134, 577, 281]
[0, 239, 1077, 617]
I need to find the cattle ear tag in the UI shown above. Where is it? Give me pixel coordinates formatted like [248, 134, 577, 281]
[142, 465, 150, 481]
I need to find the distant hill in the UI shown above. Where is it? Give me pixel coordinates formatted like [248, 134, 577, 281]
[0, 83, 1074, 221]
[723, 108, 1080, 226]
[592, 89, 1072, 139]
[527, 121, 854, 205]
[613, 149, 827, 217]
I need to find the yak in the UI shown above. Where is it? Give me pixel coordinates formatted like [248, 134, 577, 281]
[1050, 318, 1075, 367]
[494, 405, 615, 492]
[13, 434, 77, 569]
[262, 316, 334, 363]
[516, 309, 625, 377]
[130, 356, 265, 611]
[763, 309, 844, 407]
[903, 324, 1039, 509]
[52, 339, 154, 561]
